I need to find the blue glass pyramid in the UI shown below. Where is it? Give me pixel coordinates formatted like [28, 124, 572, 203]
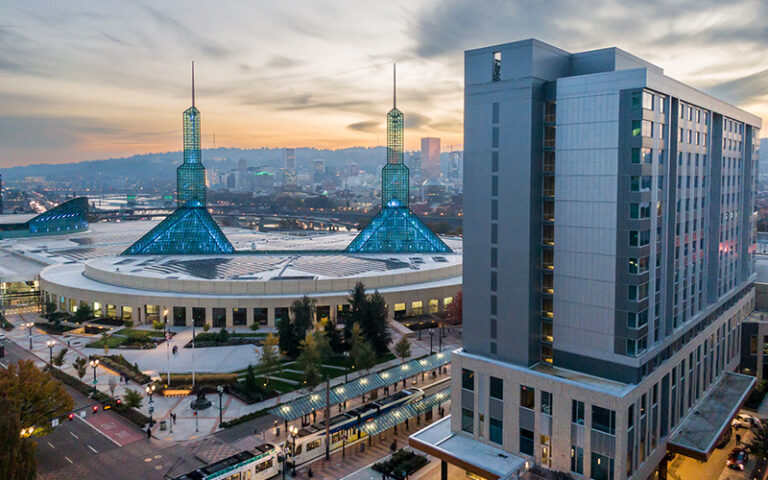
[345, 199, 452, 253]
[122, 202, 234, 255]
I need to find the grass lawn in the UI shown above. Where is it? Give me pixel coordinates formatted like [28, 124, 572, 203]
[256, 377, 296, 394]
[87, 336, 127, 349]
[274, 367, 344, 383]
[121, 328, 166, 338]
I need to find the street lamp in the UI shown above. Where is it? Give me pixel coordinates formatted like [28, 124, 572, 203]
[428, 328, 434, 355]
[288, 424, 299, 476]
[145, 384, 156, 426]
[89, 359, 99, 393]
[217, 385, 224, 425]
[46, 340, 55, 366]
[22, 322, 34, 349]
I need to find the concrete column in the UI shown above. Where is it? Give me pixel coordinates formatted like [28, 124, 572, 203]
[186, 306, 193, 327]
[441, 460, 448, 480]
[225, 307, 233, 328]
[268, 307, 276, 328]
[205, 307, 212, 328]
[246, 307, 254, 328]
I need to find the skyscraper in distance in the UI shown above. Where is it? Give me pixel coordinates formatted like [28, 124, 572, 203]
[421, 137, 441, 180]
[283, 148, 297, 186]
[410, 38, 761, 480]
[177, 61, 207, 207]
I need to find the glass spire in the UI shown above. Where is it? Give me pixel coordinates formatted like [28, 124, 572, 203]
[177, 61, 206, 206]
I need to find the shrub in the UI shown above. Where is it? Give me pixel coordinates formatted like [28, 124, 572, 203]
[372, 450, 429, 480]
[94, 355, 151, 384]
[161, 373, 239, 387]
[123, 388, 143, 409]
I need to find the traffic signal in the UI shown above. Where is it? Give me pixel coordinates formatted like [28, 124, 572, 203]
[115, 398, 122, 406]
[92, 405, 98, 415]
[68, 413, 74, 421]
[103, 404, 111, 411]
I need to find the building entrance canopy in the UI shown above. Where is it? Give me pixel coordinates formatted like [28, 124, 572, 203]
[668, 371, 755, 461]
[409, 416, 526, 480]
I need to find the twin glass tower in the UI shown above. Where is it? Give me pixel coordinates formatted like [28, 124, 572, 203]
[177, 61, 207, 207]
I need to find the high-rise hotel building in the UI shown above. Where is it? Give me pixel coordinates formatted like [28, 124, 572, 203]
[411, 39, 761, 480]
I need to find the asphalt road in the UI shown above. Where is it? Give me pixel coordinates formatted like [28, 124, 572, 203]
[35, 415, 120, 474]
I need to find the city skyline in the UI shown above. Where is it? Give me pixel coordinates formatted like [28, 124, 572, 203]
[0, 0, 766, 168]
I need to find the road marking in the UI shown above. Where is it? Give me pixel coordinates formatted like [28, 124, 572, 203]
[64, 457, 73, 464]
[47, 441, 55, 449]
[74, 415, 122, 447]
[69, 432, 79, 439]
[87, 445, 98, 453]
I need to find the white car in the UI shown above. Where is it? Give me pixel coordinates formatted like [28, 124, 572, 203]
[732, 413, 761, 430]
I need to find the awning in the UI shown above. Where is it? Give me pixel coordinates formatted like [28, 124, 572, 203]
[360, 389, 450, 437]
[270, 351, 450, 420]
[668, 371, 756, 461]
[409, 416, 526, 480]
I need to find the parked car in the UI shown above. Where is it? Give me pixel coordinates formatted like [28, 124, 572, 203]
[732, 413, 761, 430]
[727, 447, 749, 470]
[716, 426, 732, 449]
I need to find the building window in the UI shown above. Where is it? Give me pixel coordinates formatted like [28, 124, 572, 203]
[492, 127, 499, 148]
[541, 391, 553, 415]
[254, 307, 268, 326]
[490, 418, 503, 444]
[520, 428, 534, 455]
[492, 102, 500, 124]
[572, 400, 585, 425]
[630, 175, 652, 192]
[492, 52, 501, 82]
[491, 318, 497, 339]
[628, 283, 648, 302]
[642, 91, 653, 110]
[627, 310, 648, 329]
[462, 408, 474, 433]
[490, 376, 503, 400]
[592, 406, 616, 435]
[429, 299, 439, 314]
[462, 368, 475, 391]
[629, 230, 650, 247]
[490, 295, 497, 315]
[173, 306, 186, 327]
[233, 308, 246, 326]
[571, 446, 584, 475]
[212, 307, 226, 328]
[630, 203, 650, 219]
[411, 300, 423, 315]
[520, 385, 535, 409]
[590, 452, 615, 480]
[628, 257, 648, 274]
[192, 307, 206, 327]
[492, 151, 499, 172]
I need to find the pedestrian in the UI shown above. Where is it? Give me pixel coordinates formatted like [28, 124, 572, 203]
[173, 413, 177, 424]
[736, 433, 742, 445]
[146, 426, 152, 440]
[307, 468, 313, 478]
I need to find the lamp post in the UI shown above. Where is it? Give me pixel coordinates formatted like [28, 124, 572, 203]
[145, 384, 156, 426]
[89, 359, 99, 393]
[343, 351, 350, 383]
[23, 322, 34, 349]
[429, 328, 434, 355]
[46, 340, 55, 366]
[217, 385, 224, 425]
[439, 330, 443, 352]
[164, 309, 170, 387]
[288, 424, 298, 476]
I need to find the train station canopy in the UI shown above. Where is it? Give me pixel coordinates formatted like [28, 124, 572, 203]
[270, 351, 451, 420]
[360, 389, 450, 437]
[668, 371, 755, 461]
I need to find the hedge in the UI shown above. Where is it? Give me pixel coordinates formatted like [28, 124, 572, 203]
[95, 355, 151, 385]
[160, 373, 239, 387]
[372, 450, 429, 480]
[48, 366, 151, 428]
[220, 408, 269, 428]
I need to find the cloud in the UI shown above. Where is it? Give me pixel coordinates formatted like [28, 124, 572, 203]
[0, 116, 121, 150]
[347, 120, 380, 133]
[704, 68, 768, 105]
[404, 112, 430, 129]
[264, 55, 303, 69]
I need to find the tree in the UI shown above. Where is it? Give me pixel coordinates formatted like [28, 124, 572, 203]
[73, 304, 92, 323]
[394, 336, 412, 364]
[343, 282, 369, 339]
[73, 357, 87, 380]
[44, 301, 57, 319]
[291, 296, 316, 339]
[0, 360, 73, 433]
[244, 364, 257, 392]
[123, 320, 134, 328]
[218, 327, 230, 343]
[257, 333, 281, 385]
[123, 388, 143, 409]
[323, 318, 344, 354]
[445, 290, 462, 325]
[277, 315, 298, 357]
[348, 324, 376, 373]
[202, 323, 211, 333]
[366, 291, 391, 354]
[152, 321, 164, 331]
[52, 348, 68, 368]
[296, 331, 328, 390]
[0, 397, 37, 480]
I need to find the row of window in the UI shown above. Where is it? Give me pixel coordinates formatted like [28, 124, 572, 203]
[679, 128, 707, 146]
[679, 103, 708, 124]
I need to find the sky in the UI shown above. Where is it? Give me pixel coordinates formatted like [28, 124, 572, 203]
[1, 0, 767, 167]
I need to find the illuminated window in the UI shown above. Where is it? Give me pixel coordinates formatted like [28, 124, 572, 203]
[411, 301, 423, 315]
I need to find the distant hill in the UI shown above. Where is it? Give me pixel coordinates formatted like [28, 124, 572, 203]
[0, 147, 389, 183]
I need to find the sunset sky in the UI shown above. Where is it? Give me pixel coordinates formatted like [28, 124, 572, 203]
[1, 0, 767, 167]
